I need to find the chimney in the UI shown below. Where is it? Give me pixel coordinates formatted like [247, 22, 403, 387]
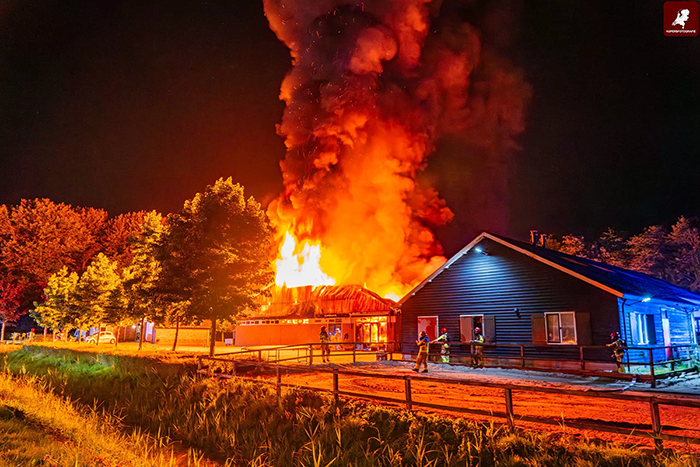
[540, 233, 548, 249]
[530, 230, 539, 246]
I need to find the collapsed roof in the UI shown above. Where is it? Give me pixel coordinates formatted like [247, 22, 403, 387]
[252, 284, 398, 319]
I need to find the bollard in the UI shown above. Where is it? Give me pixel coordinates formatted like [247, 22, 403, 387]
[309, 344, 313, 365]
[352, 345, 356, 363]
[649, 349, 656, 389]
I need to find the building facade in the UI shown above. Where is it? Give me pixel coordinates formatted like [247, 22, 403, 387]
[400, 232, 699, 366]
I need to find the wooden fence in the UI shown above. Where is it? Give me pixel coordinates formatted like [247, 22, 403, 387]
[210, 341, 699, 388]
[197, 355, 700, 452]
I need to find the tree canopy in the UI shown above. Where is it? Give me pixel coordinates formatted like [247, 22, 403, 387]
[158, 177, 273, 355]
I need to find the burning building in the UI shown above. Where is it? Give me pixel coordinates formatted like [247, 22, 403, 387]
[235, 285, 399, 347]
[262, 0, 530, 302]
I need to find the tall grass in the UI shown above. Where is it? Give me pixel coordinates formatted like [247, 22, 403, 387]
[4, 346, 699, 467]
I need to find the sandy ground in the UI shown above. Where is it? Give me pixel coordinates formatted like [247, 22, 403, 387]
[236, 358, 700, 454]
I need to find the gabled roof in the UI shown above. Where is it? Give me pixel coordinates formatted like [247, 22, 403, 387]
[400, 232, 700, 307]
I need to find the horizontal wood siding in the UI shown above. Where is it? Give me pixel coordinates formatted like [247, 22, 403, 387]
[402, 238, 619, 359]
[620, 299, 696, 363]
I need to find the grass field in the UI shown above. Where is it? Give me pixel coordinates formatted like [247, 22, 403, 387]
[1, 344, 699, 466]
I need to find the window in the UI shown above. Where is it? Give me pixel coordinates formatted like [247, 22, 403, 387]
[630, 312, 656, 345]
[417, 316, 438, 341]
[459, 315, 483, 342]
[544, 312, 577, 344]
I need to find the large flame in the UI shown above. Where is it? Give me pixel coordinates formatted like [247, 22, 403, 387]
[264, 0, 530, 300]
[275, 231, 335, 288]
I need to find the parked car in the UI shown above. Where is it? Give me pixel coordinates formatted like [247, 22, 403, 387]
[86, 331, 116, 344]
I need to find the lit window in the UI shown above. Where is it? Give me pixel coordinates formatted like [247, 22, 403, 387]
[544, 312, 577, 344]
[630, 312, 655, 345]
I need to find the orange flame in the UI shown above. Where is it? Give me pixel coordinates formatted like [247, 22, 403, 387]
[274, 231, 335, 288]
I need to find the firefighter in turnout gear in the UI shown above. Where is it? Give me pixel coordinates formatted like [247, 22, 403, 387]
[434, 328, 451, 363]
[413, 331, 429, 373]
[606, 331, 626, 373]
[471, 327, 485, 367]
[319, 326, 331, 363]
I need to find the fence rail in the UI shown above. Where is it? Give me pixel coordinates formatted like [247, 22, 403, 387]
[196, 357, 700, 452]
[208, 341, 699, 388]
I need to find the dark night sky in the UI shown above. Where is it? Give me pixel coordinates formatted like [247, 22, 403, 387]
[1, 1, 698, 256]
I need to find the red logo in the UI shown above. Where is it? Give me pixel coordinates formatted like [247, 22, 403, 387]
[664, 1, 699, 36]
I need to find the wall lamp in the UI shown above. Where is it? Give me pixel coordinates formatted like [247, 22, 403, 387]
[624, 296, 652, 306]
[474, 247, 489, 256]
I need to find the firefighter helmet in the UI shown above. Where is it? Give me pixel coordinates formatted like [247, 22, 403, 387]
[440, 328, 447, 334]
[420, 331, 427, 337]
[474, 327, 481, 334]
[610, 331, 620, 340]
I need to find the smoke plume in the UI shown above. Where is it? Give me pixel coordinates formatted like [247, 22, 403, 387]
[264, 0, 530, 297]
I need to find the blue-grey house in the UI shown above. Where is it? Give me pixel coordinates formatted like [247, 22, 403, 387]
[400, 232, 699, 366]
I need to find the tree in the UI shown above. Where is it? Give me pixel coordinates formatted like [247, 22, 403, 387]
[0, 280, 23, 341]
[667, 217, 700, 293]
[35, 267, 80, 340]
[122, 212, 167, 350]
[550, 217, 700, 294]
[72, 253, 122, 345]
[101, 211, 148, 270]
[158, 178, 273, 356]
[0, 199, 103, 300]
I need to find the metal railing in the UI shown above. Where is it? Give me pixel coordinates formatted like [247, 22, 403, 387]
[196, 358, 700, 452]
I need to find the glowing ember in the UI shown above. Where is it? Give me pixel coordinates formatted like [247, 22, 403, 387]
[275, 231, 335, 288]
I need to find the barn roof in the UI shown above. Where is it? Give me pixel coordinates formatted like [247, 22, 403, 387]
[400, 232, 700, 307]
[253, 284, 397, 319]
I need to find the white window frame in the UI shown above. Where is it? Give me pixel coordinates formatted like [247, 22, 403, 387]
[630, 311, 651, 345]
[459, 314, 484, 342]
[544, 311, 577, 345]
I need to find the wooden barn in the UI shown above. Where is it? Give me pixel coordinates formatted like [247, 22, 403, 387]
[400, 232, 700, 368]
[234, 285, 400, 347]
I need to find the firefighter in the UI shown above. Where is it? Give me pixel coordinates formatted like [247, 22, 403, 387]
[606, 331, 626, 373]
[319, 326, 331, 363]
[470, 327, 485, 367]
[413, 331, 429, 373]
[434, 327, 451, 363]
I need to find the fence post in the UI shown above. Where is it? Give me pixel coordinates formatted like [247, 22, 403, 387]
[504, 388, 515, 430]
[404, 376, 412, 411]
[309, 344, 313, 366]
[650, 399, 663, 452]
[197, 356, 202, 373]
[579, 347, 585, 371]
[333, 369, 339, 405]
[232, 360, 237, 377]
[276, 366, 282, 403]
[649, 348, 656, 389]
[353, 344, 356, 363]
[258, 350, 262, 362]
[520, 345, 525, 368]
